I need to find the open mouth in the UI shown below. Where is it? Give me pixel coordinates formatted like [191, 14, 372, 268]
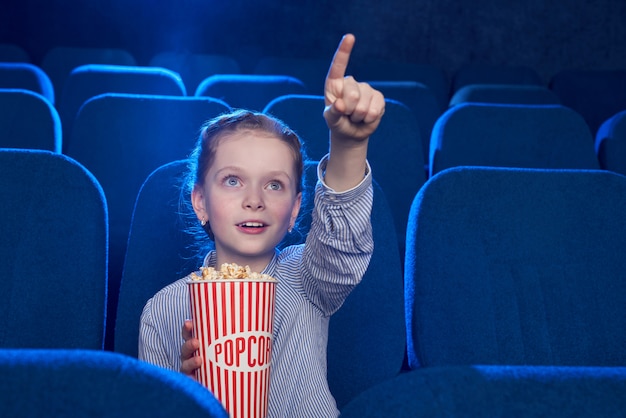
[238, 222, 266, 228]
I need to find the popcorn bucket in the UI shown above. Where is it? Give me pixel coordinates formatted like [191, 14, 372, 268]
[188, 279, 277, 418]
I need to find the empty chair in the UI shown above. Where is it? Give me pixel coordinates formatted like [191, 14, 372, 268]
[549, 69, 626, 137]
[149, 51, 241, 94]
[430, 103, 600, 177]
[58, 64, 187, 150]
[327, 176, 406, 409]
[596, 110, 626, 175]
[340, 365, 626, 417]
[65, 93, 230, 350]
[0, 62, 55, 104]
[116, 159, 406, 409]
[349, 61, 450, 111]
[0, 43, 30, 62]
[264, 95, 427, 255]
[449, 83, 561, 107]
[367, 81, 442, 159]
[253, 56, 330, 93]
[41, 45, 137, 103]
[0, 149, 107, 349]
[0, 89, 61, 152]
[405, 166, 626, 369]
[0, 349, 228, 417]
[195, 74, 308, 111]
[452, 64, 543, 94]
[115, 160, 207, 358]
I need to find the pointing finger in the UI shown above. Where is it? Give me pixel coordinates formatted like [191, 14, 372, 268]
[326, 33, 355, 82]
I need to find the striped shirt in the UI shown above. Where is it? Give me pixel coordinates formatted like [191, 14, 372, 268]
[139, 157, 373, 417]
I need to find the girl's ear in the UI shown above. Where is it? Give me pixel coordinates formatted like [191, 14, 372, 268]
[191, 185, 208, 222]
[290, 192, 302, 228]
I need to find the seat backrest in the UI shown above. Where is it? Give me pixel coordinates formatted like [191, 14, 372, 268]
[266, 95, 426, 256]
[451, 64, 543, 94]
[253, 56, 329, 93]
[116, 159, 406, 409]
[0, 349, 228, 418]
[340, 365, 626, 417]
[595, 110, 626, 176]
[0, 62, 55, 104]
[0, 43, 30, 62]
[149, 51, 242, 96]
[430, 103, 600, 177]
[263, 94, 328, 160]
[115, 160, 210, 357]
[0, 149, 107, 349]
[367, 81, 443, 160]
[0, 89, 61, 152]
[65, 93, 230, 349]
[59, 64, 187, 150]
[41, 46, 137, 103]
[549, 69, 626, 137]
[349, 61, 450, 111]
[405, 166, 626, 369]
[449, 83, 561, 107]
[195, 74, 308, 111]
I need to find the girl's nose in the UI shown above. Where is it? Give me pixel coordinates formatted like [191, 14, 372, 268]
[243, 191, 264, 210]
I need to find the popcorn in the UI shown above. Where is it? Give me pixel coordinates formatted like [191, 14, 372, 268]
[190, 262, 277, 282]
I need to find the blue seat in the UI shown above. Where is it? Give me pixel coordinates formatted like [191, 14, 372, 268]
[117, 159, 405, 409]
[367, 81, 442, 159]
[405, 166, 626, 369]
[149, 51, 241, 94]
[596, 110, 626, 176]
[449, 83, 561, 107]
[429, 103, 600, 177]
[0, 149, 107, 349]
[549, 69, 626, 137]
[0, 62, 55, 104]
[40, 46, 137, 103]
[263, 94, 328, 160]
[0, 349, 228, 417]
[115, 160, 209, 358]
[65, 93, 230, 350]
[350, 61, 450, 111]
[58, 64, 187, 151]
[0, 89, 61, 152]
[452, 64, 543, 94]
[195, 74, 307, 111]
[340, 365, 626, 417]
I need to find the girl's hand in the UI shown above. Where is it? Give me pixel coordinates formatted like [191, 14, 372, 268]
[180, 320, 202, 378]
[324, 34, 385, 143]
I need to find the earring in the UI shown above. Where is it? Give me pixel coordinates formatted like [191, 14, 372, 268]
[288, 225, 293, 233]
[201, 219, 207, 226]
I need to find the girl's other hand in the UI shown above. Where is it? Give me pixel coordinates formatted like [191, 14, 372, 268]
[180, 320, 203, 378]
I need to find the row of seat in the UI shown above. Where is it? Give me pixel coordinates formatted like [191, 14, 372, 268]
[2, 85, 626, 353]
[2, 42, 626, 134]
[2, 148, 625, 414]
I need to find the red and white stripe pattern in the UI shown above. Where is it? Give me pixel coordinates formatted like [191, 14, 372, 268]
[188, 279, 276, 418]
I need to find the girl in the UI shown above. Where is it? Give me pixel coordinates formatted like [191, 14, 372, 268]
[139, 34, 385, 417]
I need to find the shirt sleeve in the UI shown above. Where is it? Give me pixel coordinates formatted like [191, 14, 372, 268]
[138, 298, 175, 370]
[301, 154, 374, 316]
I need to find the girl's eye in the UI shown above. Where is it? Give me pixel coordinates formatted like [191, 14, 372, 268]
[224, 176, 240, 187]
[267, 181, 282, 191]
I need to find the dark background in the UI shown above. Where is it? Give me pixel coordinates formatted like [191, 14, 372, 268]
[2, 0, 625, 83]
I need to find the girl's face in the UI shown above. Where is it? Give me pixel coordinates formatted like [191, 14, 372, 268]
[192, 129, 302, 272]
